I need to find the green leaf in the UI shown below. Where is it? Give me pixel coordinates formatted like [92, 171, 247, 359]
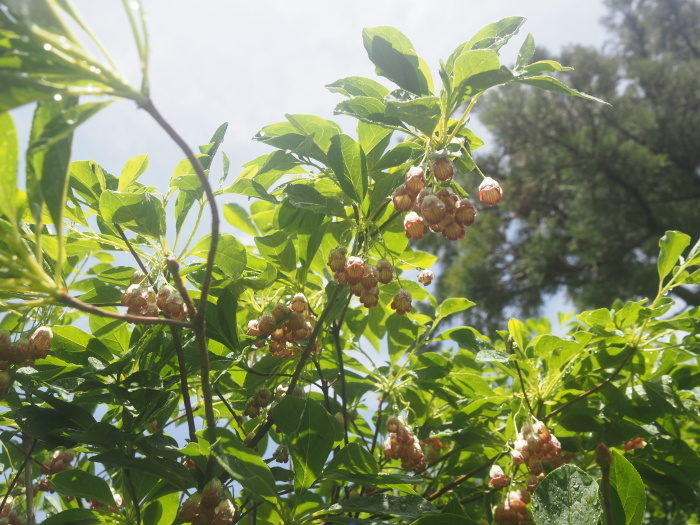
[326, 76, 390, 99]
[451, 50, 501, 106]
[325, 443, 378, 476]
[384, 91, 441, 135]
[521, 60, 573, 75]
[362, 27, 433, 96]
[437, 298, 475, 321]
[0, 112, 18, 222]
[610, 450, 646, 525]
[333, 97, 404, 130]
[271, 396, 340, 494]
[508, 318, 529, 354]
[51, 470, 117, 508]
[515, 33, 536, 69]
[253, 231, 297, 273]
[223, 203, 258, 236]
[90, 450, 191, 490]
[657, 231, 691, 280]
[142, 492, 180, 525]
[190, 233, 247, 279]
[475, 349, 511, 363]
[517, 76, 609, 105]
[39, 508, 103, 525]
[118, 153, 149, 191]
[284, 184, 347, 217]
[531, 465, 602, 525]
[464, 16, 527, 52]
[285, 113, 342, 154]
[327, 134, 368, 203]
[14, 406, 79, 448]
[212, 436, 279, 502]
[328, 493, 438, 522]
[99, 190, 165, 238]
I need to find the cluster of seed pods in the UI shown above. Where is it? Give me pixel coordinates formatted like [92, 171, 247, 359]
[327, 248, 415, 314]
[179, 479, 237, 525]
[383, 415, 425, 471]
[0, 497, 26, 525]
[0, 327, 53, 397]
[245, 294, 318, 357]
[490, 420, 566, 524]
[121, 270, 188, 321]
[392, 159, 503, 242]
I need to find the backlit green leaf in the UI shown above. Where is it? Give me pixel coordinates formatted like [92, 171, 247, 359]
[610, 450, 646, 525]
[531, 465, 602, 525]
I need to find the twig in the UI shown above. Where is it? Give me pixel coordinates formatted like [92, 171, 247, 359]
[113, 223, 152, 283]
[59, 293, 191, 328]
[23, 434, 34, 525]
[426, 455, 498, 501]
[0, 438, 37, 516]
[332, 320, 349, 447]
[513, 360, 535, 417]
[542, 345, 636, 423]
[370, 392, 387, 456]
[170, 328, 197, 443]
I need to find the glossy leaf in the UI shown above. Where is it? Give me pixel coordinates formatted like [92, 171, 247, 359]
[0, 112, 18, 222]
[610, 450, 646, 525]
[326, 76, 390, 100]
[99, 190, 165, 238]
[384, 90, 441, 135]
[223, 202, 258, 236]
[190, 233, 247, 279]
[333, 97, 405, 130]
[516, 33, 536, 69]
[254, 231, 297, 273]
[284, 184, 346, 217]
[362, 26, 433, 96]
[328, 493, 438, 522]
[327, 134, 368, 203]
[531, 465, 602, 525]
[118, 153, 149, 192]
[437, 298, 475, 320]
[517, 76, 609, 104]
[658, 231, 690, 280]
[51, 469, 117, 508]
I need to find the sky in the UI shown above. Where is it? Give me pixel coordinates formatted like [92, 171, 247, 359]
[12, 0, 610, 188]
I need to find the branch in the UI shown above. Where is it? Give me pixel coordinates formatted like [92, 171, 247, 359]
[542, 345, 636, 422]
[59, 292, 191, 328]
[0, 438, 37, 516]
[426, 455, 498, 501]
[170, 327, 197, 443]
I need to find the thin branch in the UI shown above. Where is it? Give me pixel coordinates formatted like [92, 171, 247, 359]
[426, 455, 498, 501]
[59, 293, 191, 328]
[141, 99, 219, 318]
[171, 327, 197, 443]
[0, 438, 37, 516]
[114, 223, 151, 282]
[542, 345, 636, 423]
[370, 392, 387, 456]
[513, 360, 535, 417]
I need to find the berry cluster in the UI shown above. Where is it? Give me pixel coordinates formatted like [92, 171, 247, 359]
[327, 248, 415, 314]
[121, 270, 188, 321]
[0, 497, 26, 525]
[245, 294, 317, 357]
[492, 489, 532, 525]
[383, 416, 425, 471]
[242, 386, 272, 418]
[40, 449, 75, 475]
[623, 436, 646, 451]
[0, 327, 53, 396]
[420, 436, 445, 463]
[179, 479, 237, 525]
[490, 420, 565, 524]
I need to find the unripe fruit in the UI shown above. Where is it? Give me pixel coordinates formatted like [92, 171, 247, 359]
[270, 328, 286, 342]
[327, 247, 347, 273]
[434, 187, 458, 213]
[404, 212, 427, 240]
[429, 216, 451, 234]
[595, 442, 613, 471]
[271, 303, 291, 323]
[391, 289, 412, 315]
[286, 312, 305, 331]
[258, 313, 277, 336]
[349, 282, 364, 297]
[420, 195, 446, 225]
[391, 184, 415, 212]
[455, 198, 477, 227]
[386, 415, 403, 433]
[334, 270, 348, 285]
[345, 256, 365, 284]
[442, 221, 465, 241]
[415, 187, 430, 212]
[212, 499, 236, 525]
[478, 176, 503, 206]
[0, 330, 10, 356]
[121, 284, 149, 309]
[290, 293, 307, 313]
[29, 326, 52, 360]
[179, 493, 202, 522]
[130, 269, 147, 285]
[431, 157, 454, 182]
[360, 265, 378, 289]
[360, 287, 380, 308]
[0, 371, 12, 397]
[417, 269, 434, 286]
[164, 292, 187, 321]
[404, 166, 426, 196]
[201, 478, 223, 508]
[376, 259, 394, 285]
[7, 340, 29, 365]
[156, 284, 175, 311]
[246, 320, 262, 337]
[254, 387, 272, 407]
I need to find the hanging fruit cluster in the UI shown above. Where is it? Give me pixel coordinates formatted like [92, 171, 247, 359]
[179, 479, 237, 525]
[491, 420, 566, 524]
[0, 497, 26, 525]
[242, 386, 272, 418]
[327, 248, 413, 314]
[245, 294, 318, 357]
[40, 449, 75, 475]
[121, 270, 188, 321]
[392, 161, 503, 242]
[0, 326, 53, 397]
[383, 415, 425, 471]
